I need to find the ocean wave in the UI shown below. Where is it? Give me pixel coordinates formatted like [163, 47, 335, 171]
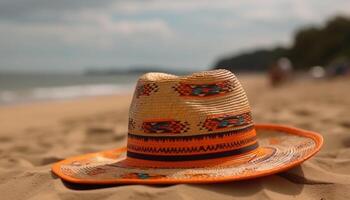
[0, 84, 135, 105]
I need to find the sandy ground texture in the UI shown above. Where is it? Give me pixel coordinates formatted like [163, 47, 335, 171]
[0, 74, 349, 200]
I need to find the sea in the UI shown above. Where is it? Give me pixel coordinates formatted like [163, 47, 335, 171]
[0, 73, 141, 105]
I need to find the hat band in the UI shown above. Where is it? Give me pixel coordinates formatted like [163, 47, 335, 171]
[127, 142, 258, 161]
[126, 126, 258, 166]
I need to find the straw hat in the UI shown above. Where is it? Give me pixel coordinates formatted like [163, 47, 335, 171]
[52, 69, 323, 184]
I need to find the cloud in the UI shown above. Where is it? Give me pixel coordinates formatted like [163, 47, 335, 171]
[112, 0, 240, 14]
[114, 0, 350, 23]
[0, 0, 116, 21]
[68, 11, 174, 36]
[2, 0, 350, 24]
[0, 0, 175, 48]
[0, 0, 349, 71]
[60, 11, 175, 48]
[0, 19, 174, 50]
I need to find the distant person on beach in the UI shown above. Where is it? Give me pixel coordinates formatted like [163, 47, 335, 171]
[268, 57, 294, 87]
[309, 66, 326, 79]
[327, 59, 350, 78]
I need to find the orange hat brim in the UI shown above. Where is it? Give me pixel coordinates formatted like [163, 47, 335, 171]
[52, 124, 323, 185]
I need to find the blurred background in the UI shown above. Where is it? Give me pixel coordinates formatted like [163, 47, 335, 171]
[1, 2, 350, 198]
[0, 0, 349, 105]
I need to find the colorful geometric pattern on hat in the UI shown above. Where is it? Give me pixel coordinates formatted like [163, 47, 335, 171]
[126, 142, 258, 162]
[172, 80, 234, 97]
[142, 120, 190, 134]
[135, 82, 159, 98]
[199, 112, 253, 131]
[128, 126, 254, 142]
[121, 173, 166, 179]
[126, 125, 257, 164]
[127, 135, 257, 155]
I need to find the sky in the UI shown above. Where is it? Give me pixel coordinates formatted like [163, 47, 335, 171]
[0, 0, 350, 73]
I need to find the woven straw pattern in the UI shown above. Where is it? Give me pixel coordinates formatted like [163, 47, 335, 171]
[128, 69, 251, 136]
[124, 70, 258, 166]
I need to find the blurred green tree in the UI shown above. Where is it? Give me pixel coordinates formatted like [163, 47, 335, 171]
[290, 16, 350, 69]
[214, 16, 350, 71]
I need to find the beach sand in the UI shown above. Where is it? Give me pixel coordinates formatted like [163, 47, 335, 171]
[0, 74, 349, 200]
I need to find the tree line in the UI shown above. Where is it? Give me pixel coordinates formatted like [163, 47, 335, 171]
[214, 16, 350, 71]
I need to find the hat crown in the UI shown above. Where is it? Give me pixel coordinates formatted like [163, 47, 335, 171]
[126, 69, 258, 167]
[129, 69, 252, 135]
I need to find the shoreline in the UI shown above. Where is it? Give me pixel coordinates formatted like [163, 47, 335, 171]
[0, 94, 133, 134]
[0, 91, 133, 108]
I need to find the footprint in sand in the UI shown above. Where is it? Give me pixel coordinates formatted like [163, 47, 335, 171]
[339, 121, 350, 129]
[293, 108, 313, 117]
[0, 136, 12, 143]
[40, 156, 63, 165]
[342, 137, 350, 148]
[295, 122, 313, 130]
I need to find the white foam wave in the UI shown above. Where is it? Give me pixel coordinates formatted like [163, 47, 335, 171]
[0, 84, 134, 105]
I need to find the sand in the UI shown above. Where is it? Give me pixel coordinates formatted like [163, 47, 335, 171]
[0, 74, 349, 200]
